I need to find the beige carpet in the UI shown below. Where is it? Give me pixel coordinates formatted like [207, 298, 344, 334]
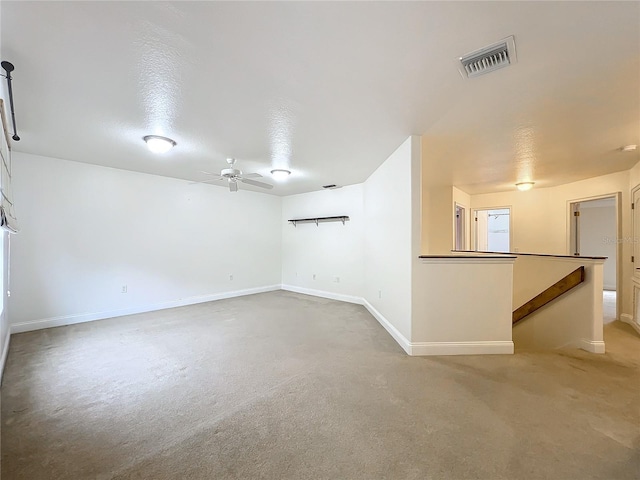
[2, 291, 639, 479]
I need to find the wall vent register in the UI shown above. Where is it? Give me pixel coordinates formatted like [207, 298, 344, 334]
[458, 36, 517, 78]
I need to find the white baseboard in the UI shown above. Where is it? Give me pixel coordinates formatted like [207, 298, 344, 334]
[411, 341, 514, 356]
[0, 328, 10, 384]
[281, 284, 363, 305]
[283, 288, 515, 356]
[361, 299, 411, 355]
[10, 285, 281, 334]
[577, 339, 606, 354]
[620, 314, 640, 335]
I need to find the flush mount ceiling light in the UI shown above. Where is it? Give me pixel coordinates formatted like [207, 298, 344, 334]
[516, 181, 535, 191]
[143, 135, 176, 154]
[621, 144, 638, 152]
[270, 169, 291, 180]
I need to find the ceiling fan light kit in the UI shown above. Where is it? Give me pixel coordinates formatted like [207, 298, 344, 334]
[515, 181, 535, 191]
[143, 135, 176, 154]
[270, 169, 291, 180]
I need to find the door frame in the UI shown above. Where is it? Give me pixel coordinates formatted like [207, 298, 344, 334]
[631, 185, 640, 279]
[472, 205, 513, 252]
[454, 202, 467, 251]
[566, 192, 621, 321]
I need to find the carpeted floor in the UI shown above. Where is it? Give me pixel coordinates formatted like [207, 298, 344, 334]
[2, 291, 639, 479]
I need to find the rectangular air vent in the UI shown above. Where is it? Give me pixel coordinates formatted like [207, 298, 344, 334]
[458, 36, 517, 78]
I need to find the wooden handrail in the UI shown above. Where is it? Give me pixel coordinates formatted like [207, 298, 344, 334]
[512, 266, 585, 325]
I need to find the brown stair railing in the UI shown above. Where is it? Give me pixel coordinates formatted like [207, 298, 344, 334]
[512, 266, 585, 326]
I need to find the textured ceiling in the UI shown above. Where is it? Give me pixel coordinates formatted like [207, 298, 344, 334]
[1, 1, 639, 195]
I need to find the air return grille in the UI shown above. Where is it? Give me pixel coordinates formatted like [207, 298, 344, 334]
[458, 36, 517, 78]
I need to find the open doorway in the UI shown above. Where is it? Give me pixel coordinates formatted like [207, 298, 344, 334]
[473, 208, 511, 252]
[568, 194, 620, 323]
[455, 203, 466, 251]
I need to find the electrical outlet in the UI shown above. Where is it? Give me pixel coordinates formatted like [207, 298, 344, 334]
[229, 274, 233, 281]
[312, 274, 316, 280]
[121, 285, 127, 294]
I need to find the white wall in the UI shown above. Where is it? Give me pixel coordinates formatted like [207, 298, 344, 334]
[470, 171, 630, 317]
[421, 186, 452, 254]
[0, 3, 11, 377]
[281, 136, 422, 349]
[10, 152, 282, 330]
[412, 257, 514, 354]
[512, 257, 605, 352]
[365, 136, 420, 343]
[580, 204, 617, 289]
[281, 185, 364, 301]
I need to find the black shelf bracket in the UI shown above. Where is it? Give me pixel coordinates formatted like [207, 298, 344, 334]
[288, 215, 349, 227]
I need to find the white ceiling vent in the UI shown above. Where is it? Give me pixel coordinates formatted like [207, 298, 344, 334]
[458, 36, 517, 78]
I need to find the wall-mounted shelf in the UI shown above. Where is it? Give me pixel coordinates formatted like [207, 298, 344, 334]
[288, 216, 349, 227]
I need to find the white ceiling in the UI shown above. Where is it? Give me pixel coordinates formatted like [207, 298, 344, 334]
[2, 1, 639, 196]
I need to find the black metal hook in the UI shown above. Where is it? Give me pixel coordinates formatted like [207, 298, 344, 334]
[1, 61, 20, 142]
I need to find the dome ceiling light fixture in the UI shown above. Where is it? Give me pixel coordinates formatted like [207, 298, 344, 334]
[270, 168, 291, 180]
[515, 181, 535, 191]
[143, 135, 176, 154]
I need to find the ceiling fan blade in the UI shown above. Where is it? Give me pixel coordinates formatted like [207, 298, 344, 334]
[239, 178, 274, 189]
[200, 170, 222, 177]
[189, 178, 224, 185]
[242, 173, 262, 178]
[229, 180, 238, 192]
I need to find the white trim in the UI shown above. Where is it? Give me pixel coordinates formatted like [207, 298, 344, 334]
[9, 285, 281, 334]
[279, 287, 415, 355]
[361, 299, 411, 355]
[0, 328, 10, 383]
[7, 284, 518, 358]
[576, 339, 606, 354]
[410, 340, 514, 356]
[420, 257, 516, 265]
[620, 313, 640, 335]
[471, 205, 513, 252]
[280, 284, 363, 305]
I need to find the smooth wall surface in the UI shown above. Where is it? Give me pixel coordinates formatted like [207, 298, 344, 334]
[470, 171, 630, 316]
[364, 136, 418, 342]
[10, 153, 282, 328]
[412, 258, 514, 352]
[513, 258, 605, 352]
[281, 185, 364, 300]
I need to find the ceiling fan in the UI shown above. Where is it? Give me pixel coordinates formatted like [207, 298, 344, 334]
[196, 158, 273, 192]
